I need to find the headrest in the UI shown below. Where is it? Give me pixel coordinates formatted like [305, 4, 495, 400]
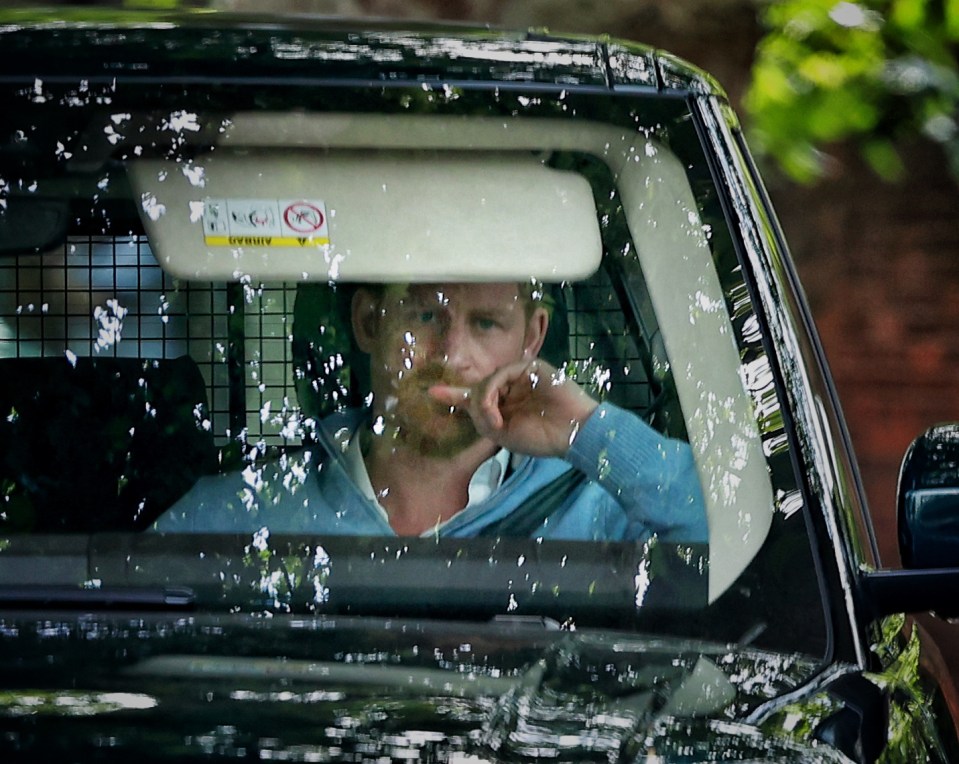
[0, 355, 216, 531]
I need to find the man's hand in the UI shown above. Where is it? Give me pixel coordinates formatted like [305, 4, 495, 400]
[428, 358, 599, 458]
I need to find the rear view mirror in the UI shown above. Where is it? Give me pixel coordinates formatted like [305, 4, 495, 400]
[0, 198, 69, 255]
[897, 423, 959, 568]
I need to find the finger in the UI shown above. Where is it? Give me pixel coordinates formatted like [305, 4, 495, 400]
[487, 359, 539, 393]
[427, 383, 471, 407]
[476, 362, 536, 430]
[487, 360, 542, 410]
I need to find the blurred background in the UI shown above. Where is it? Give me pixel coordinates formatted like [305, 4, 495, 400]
[9, 0, 959, 660]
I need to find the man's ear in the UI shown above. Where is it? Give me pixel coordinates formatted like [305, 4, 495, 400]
[351, 288, 380, 353]
[523, 306, 549, 359]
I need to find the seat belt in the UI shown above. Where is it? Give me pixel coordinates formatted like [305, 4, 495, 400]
[478, 468, 587, 537]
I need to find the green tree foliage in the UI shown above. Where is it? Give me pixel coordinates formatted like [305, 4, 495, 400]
[745, 0, 959, 183]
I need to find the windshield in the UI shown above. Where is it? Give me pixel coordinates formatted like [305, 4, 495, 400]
[0, 53, 827, 660]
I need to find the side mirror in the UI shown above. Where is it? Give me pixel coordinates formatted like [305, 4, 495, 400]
[860, 424, 959, 619]
[897, 424, 959, 568]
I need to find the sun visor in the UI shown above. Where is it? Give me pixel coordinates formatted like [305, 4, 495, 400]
[127, 150, 602, 283]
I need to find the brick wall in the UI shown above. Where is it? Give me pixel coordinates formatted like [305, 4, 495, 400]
[772, 143, 959, 565]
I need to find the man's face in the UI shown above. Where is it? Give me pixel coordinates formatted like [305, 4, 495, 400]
[353, 282, 547, 456]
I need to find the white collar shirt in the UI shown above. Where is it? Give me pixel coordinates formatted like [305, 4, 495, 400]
[343, 432, 512, 536]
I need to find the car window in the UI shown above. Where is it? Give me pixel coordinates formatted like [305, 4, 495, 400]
[0, 72, 827, 661]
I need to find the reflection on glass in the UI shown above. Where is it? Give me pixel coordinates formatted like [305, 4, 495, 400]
[0, 93, 821, 651]
[0, 691, 157, 717]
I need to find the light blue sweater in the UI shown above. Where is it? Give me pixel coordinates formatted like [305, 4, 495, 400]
[152, 403, 708, 543]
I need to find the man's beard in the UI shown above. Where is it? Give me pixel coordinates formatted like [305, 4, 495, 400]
[380, 363, 481, 458]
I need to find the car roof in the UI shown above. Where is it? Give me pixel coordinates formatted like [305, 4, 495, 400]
[0, 8, 725, 97]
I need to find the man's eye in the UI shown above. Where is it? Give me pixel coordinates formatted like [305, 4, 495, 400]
[419, 310, 435, 323]
[475, 317, 497, 330]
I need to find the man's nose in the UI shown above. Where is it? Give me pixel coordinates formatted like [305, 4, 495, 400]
[434, 317, 473, 371]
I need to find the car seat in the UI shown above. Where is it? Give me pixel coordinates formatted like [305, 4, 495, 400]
[0, 355, 217, 531]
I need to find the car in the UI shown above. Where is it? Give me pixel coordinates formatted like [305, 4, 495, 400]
[1, 7, 959, 762]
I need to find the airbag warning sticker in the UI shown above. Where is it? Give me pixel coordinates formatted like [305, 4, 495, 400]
[203, 198, 330, 247]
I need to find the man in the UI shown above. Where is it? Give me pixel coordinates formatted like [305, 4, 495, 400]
[154, 281, 707, 543]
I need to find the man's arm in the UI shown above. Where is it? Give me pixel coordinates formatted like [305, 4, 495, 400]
[564, 401, 708, 542]
[429, 358, 708, 542]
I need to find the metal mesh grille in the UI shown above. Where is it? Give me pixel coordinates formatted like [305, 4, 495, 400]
[0, 235, 298, 447]
[0, 235, 656, 450]
[566, 269, 654, 413]
[242, 283, 298, 444]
